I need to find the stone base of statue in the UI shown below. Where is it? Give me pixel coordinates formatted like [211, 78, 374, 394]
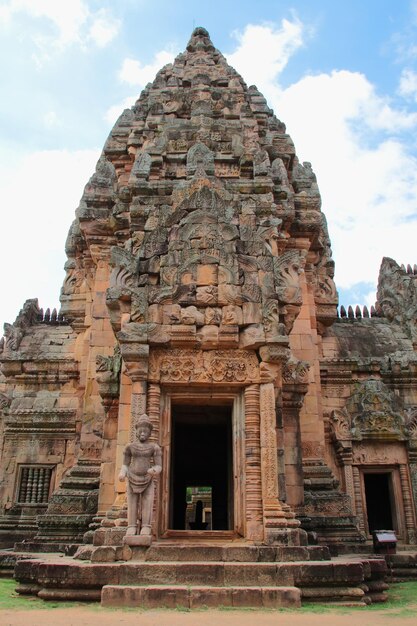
[123, 534, 152, 547]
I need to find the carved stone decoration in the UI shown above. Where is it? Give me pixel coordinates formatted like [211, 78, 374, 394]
[376, 256, 417, 343]
[259, 382, 301, 543]
[1, 299, 41, 354]
[129, 152, 152, 182]
[186, 142, 214, 177]
[253, 149, 270, 177]
[119, 414, 162, 545]
[347, 379, 406, 441]
[330, 409, 352, 442]
[244, 385, 263, 540]
[274, 251, 304, 305]
[292, 160, 317, 193]
[96, 346, 122, 408]
[260, 383, 280, 502]
[314, 255, 338, 306]
[148, 348, 259, 384]
[331, 379, 407, 444]
[405, 407, 417, 441]
[352, 442, 406, 465]
[0, 393, 11, 413]
[282, 357, 309, 385]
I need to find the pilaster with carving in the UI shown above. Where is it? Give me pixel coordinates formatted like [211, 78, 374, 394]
[352, 466, 365, 532]
[244, 384, 263, 540]
[259, 382, 302, 544]
[281, 357, 309, 509]
[406, 408, 417, 528]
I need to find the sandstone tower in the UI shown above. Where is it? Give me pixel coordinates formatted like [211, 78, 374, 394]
[1, 27, 416, 558]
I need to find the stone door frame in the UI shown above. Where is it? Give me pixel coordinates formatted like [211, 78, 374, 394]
[358, 465, 406, 540]
[157, 386, 245, 539]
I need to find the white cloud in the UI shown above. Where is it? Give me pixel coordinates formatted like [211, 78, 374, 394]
[43, 110, 60, 128]
[0, 148, 100, 329]
[399, 68, 417, 101]
[0, 0, 120, 63]
[224, 22, 417, 299]
[88, 8, 120, 48]
[276, 70, 417, 289]
[227, 20, 304, 85]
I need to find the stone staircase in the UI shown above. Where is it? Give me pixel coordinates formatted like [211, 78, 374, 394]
[13, 542, 389, 608]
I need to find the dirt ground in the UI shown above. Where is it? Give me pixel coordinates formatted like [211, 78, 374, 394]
[1, 606, 417, 626]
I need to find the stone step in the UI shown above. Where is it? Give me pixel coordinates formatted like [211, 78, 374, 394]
[144, 543, 329, 563]
[15, 555, 385, 606]
[16, 557, 367, 589]
[301, 585, 366, 603]
[101, 584, 301, 608]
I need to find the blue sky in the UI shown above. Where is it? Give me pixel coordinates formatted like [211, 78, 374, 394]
[1, 0, 417, 329]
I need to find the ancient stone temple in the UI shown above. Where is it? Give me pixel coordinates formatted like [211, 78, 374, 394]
[0, 27, 416, 607]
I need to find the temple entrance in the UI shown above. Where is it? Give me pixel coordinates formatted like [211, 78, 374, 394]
[170, 405, 233, 531]
[364, 472, 395, 534]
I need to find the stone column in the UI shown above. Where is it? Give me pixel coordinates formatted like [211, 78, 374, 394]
[147, 383, 161, 444]
[343, 463, 355, 510]
[260, 382, 301, 544]
[281, 388, 305, 509]
[244, 384, 263, 541]
[407, 443, 417, 540]
[130, 380, 148, 441]
[352, 465, 365, 533]
[399, 464, 417, 544]
[147, 382, 161, 533]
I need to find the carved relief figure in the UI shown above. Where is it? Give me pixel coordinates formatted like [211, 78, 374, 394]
[119, 414, 162, 537]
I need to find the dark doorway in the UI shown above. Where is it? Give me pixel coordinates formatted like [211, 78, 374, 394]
[364, 473, 394, 533]
[170, 404, 233, 530]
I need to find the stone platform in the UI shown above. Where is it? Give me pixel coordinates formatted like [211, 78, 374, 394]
[11, 542, 389, 608]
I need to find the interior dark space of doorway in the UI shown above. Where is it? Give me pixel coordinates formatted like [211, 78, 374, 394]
[170, 404, 233, 530]
[364, 472, 394, 533]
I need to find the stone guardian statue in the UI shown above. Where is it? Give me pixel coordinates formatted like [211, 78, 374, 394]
[119, 414, 162, 543]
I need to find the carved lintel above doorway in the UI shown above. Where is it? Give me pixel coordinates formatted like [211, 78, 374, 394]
[148, 348, 260, 385]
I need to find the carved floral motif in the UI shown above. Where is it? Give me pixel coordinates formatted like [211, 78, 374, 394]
[149, 348, 259, 384]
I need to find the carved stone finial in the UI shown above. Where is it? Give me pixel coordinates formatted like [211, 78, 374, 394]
[186, 27, 214, 53]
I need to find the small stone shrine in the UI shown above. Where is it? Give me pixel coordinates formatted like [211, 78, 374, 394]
[0, 27, 416, 608]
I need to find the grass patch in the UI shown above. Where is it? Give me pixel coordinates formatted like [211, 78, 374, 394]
[0, 577, 416, 615]
[300, 581, 417, 616]
[0, 578, 96, 611]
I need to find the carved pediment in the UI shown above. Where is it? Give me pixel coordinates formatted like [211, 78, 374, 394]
[331, 379, 407, 443]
